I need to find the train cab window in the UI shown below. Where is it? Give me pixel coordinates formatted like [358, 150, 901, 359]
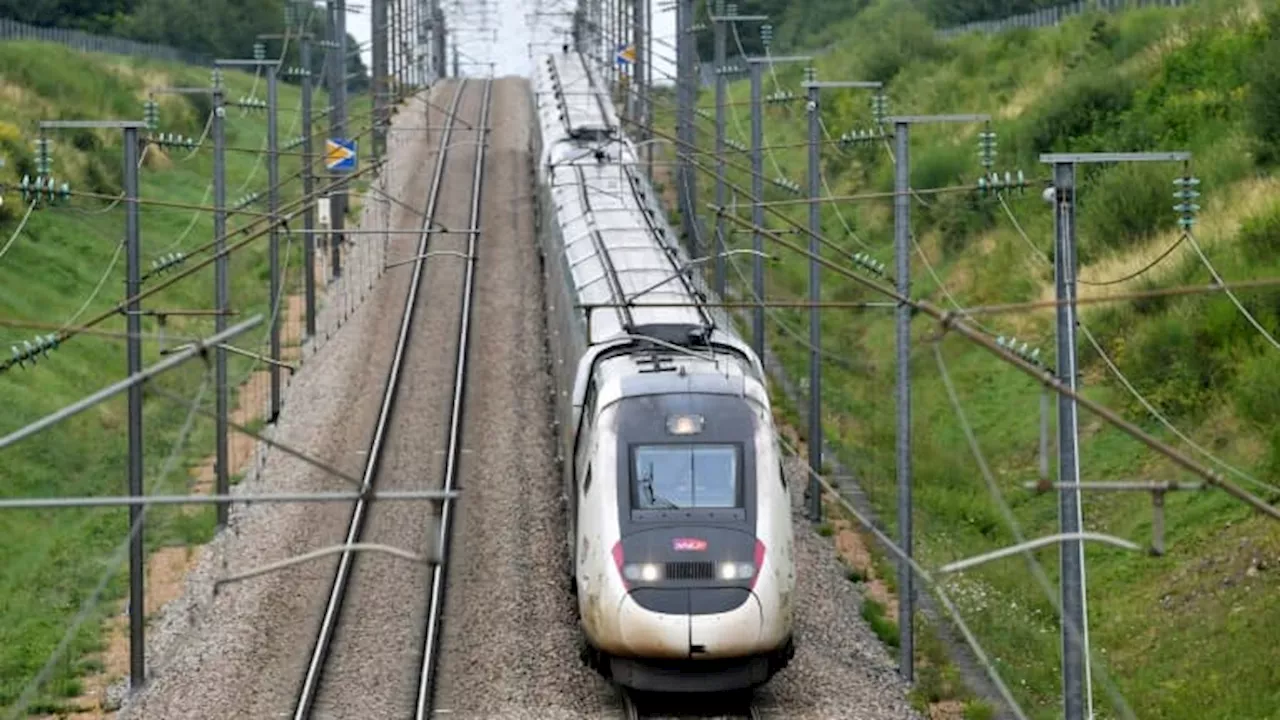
[632, 444, 740, 510]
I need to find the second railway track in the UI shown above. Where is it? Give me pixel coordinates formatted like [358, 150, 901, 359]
[290, 75, 493, 720]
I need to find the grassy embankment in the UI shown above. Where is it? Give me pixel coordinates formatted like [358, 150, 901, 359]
[0, 41, 366, 713]
[667, 1, 1280, 718]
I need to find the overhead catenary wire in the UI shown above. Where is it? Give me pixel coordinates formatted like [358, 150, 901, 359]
[996, 195, 1280, 495]
[0, 159, 381, 375]
[707, 196, 1280, 521]
[624, 74, 1280, 520]
[725, 22, 876, 255]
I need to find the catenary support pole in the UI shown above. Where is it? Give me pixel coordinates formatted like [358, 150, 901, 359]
[887, 111, 987, 685]
[374, 0, 387, 158]
[330, 0, 346, 279]
[745, 53, 809, 361]
[713, 3, 726, 298]
[893, 119, 913, 683]
[749, 61, 764, 361]
[643, 0, 652, 177]
[301, 35, 317, 338]
[123, 123, 145, 689]
[36, 116, 159, 696]
[212, 82, 230, 529]
[676, 0, 699, 257]
[267, 65, 282, 422]
[1040, 387, 1050, 485]
[1052, 159, 1086, 720]
[632, 0, 646, 177]
[805, 74, 822, 524]
[388, 0, 397, 95]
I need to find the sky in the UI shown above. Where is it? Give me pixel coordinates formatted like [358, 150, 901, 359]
[345, 0, 676, 82]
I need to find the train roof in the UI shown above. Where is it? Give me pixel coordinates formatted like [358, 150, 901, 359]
[532, 52, 753, 357]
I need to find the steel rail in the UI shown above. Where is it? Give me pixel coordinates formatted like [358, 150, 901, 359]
[414, 76, 493, 720]
[290, 78, 471, 720]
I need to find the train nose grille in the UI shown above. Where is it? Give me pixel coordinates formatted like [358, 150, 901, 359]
[665, 561, 715, 580]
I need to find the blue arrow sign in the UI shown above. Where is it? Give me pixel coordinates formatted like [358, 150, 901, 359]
[325, 137, 357, 172]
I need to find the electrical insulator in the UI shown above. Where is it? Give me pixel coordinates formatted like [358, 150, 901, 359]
[1173, 176, 1201, 230]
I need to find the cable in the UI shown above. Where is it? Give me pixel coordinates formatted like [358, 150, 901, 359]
[0, 201, 37, 263]
[998, 192, 1050, 264]
[60, 237, 126, 332]
[816, 116, 875, 253]
[1079, 322, 1280, 496]
[910, 233, 999, 337]
[998, 194, 1280, 493]
[1078, 234, 1186, 287]
[1185, 230, 1280, 352]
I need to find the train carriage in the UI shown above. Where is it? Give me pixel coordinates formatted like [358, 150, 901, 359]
[530, 49, 795, 693]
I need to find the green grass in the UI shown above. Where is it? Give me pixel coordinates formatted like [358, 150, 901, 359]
[673, 1, 1280, 718]
[0, 41, 365, 712]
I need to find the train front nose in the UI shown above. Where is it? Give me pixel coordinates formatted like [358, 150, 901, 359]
[611, 533, 767, 658]
[615, 585, 764, 658]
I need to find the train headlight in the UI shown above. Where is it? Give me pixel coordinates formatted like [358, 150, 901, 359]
[718, 562, 756, 581]
[665, 414, 704, 435]
[623, 563, 663, 582]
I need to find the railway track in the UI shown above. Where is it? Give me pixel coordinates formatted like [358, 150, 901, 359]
[621, 690, 763, 720]
[288, 75, 492, 720]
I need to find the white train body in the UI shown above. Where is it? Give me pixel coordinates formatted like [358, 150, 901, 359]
[529, 50, 795, 693]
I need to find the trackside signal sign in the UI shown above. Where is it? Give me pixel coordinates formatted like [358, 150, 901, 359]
[325, 138, 356, 172]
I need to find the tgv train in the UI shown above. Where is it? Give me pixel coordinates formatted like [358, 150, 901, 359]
[530, 49, 795, 693]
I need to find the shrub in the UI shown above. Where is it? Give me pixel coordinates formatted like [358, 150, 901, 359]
[1237, 204, 1280, 262]
[933, 192, 995, 259]
[1232, 353, 1280, 429]
[856, 1, 949, 84]
[1024, 73, 1136, 154]
[1079, 162, 1176, 260]
[1120, 312, 1227, 419]
[1248, 34, 1280, 163]
[184, 92, 214, 129]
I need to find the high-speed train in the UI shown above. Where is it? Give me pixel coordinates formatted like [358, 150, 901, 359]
[529, 49, 795, 693]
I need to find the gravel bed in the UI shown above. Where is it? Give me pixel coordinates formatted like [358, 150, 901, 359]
[427, 76, 620, 719]
[307, 78, 484, 718]
[115, 85, 456, 719]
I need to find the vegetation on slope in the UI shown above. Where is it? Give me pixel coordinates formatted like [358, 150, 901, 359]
[694, 0, 1070, 57]
[0, 0, 369, 91]
[684, 0, 1280, 717]
[0, 42, 332, 712]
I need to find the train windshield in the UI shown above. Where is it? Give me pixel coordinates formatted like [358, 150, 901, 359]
[632, 444, 740, 509]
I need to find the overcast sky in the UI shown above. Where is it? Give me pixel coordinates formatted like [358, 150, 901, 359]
[345, 0, 676, 81]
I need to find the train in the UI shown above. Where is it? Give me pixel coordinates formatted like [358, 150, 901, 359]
[528, 49, 796, 694]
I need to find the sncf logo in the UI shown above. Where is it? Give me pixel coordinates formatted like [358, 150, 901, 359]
[672, 538, 707, 552]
